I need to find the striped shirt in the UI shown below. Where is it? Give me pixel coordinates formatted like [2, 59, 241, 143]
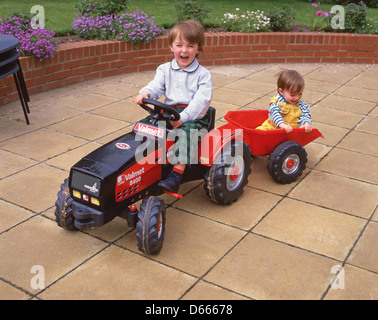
[268, 93, 312, 127]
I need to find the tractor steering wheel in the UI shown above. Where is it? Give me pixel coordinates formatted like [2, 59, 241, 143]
[139, 98, 180, 126]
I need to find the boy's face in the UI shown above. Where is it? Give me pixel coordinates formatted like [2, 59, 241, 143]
[278, 88, 303, 105]
[170, 37, 199, 70]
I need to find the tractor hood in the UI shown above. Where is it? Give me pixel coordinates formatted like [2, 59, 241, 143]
[71, 132, 157, 179]
[69, 130, 163, 212]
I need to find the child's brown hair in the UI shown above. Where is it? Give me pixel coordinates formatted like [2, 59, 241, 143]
[276, 69, 305, 94]
[168, 20, 205, 55]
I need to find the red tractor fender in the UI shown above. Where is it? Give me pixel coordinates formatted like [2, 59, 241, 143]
[199, 123, 245, 166]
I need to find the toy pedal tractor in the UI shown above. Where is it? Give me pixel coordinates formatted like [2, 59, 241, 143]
[54, 100, 323, 255]
[54, 99, 252, 255]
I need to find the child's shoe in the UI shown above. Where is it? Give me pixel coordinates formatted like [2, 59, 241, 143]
[158, 171, 182, 193]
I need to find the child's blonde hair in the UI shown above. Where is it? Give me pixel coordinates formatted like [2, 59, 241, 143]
[168, 20, 205, 55]
[276, 69, 305, 94]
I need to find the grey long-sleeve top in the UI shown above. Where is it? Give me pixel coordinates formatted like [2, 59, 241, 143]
[139, 58, 213, 123]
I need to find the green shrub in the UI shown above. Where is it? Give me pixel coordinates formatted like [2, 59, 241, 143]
[267, 4, 295, 31]
[75, 0, 128, 16]
[174, 0, 213, 24]
[316, 0, 378, 9]
[344, 2, 373, 33]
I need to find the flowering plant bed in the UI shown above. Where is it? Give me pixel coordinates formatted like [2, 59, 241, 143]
[0, 15, 58, 61]
[221, 8, 271, 32]
[72, 9, 162, 45]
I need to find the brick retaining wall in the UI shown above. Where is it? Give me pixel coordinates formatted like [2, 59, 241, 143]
[0, 32, 377, 106]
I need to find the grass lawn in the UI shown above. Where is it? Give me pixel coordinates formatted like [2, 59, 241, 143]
[0, 0, 76, 35]
[0, 0, 377, 35]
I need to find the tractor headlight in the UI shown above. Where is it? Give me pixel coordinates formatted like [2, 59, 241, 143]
[73, 190, 81, 198]
[91, 197, 100, 206]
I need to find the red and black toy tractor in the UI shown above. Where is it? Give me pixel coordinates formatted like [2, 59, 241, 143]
[55, 99, 323, 254]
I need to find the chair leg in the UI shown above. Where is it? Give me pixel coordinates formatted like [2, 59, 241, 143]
[13, 73, 30, 125]
[16, 59, 30, 104]
[17, 70, 30, 113]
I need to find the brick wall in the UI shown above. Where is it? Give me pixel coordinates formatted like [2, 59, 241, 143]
[1, 32, 377, 106]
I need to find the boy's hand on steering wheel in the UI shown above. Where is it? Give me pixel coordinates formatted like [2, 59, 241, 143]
[135, 92, 149, 105]
[170, 119, 183, 129]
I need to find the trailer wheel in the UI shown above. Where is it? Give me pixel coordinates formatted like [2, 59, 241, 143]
[136, 196, 166, 255]
[55, 179, 78, 231]
[267, 141, 307, 184]
[204, 141, 252, 205]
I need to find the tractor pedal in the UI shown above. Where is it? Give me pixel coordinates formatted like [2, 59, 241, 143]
[164, 191, 183, 199]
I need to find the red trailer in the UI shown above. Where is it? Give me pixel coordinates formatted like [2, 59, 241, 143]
[201, 109, 324, 184]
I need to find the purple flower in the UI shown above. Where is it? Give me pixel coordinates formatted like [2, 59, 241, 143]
[72, 9, 161, 45]
[0, 15, 58, 60]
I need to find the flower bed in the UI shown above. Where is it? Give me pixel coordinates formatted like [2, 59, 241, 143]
[72, 9, 162, 44]
[0, 31, 377, 106]
[0, 15, 58, 61]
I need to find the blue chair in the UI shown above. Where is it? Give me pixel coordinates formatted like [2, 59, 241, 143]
[0, 35, 30, 124]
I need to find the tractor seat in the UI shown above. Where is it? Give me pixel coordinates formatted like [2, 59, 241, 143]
[206, 107, 216, 131]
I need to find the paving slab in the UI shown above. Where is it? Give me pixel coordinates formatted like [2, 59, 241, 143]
[117, 207, 246, 277]
[0, 63, 377, 300]
[324, 264, 378, 300]
[0, 149, 37, 179]
[316, 148, 378, 184]
[315, 94, 376, 115]
[338, 130, 378, 156]
[38, 245, 197, 300]
[48, 113, 127, 140]
[0, 128, 86, 161]
[253, 198, 366, 261]
[0, 164, 68, 213]
[289, 171, 377, 219]
[0, 215, 107, 295]
[347, 221, 378, 274]
[204, 233, 338, 300]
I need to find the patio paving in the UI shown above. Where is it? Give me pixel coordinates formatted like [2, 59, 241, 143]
[0, 63, 377, 300]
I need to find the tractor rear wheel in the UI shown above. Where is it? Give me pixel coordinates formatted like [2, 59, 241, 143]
[204, 141, 252, 205]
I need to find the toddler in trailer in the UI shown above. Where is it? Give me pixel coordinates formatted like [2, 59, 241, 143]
[134, 20, 213, 194]
[256, 69, 312, 133]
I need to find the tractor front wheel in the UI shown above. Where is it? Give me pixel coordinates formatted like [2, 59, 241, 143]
[136, 196, 166, 255]
[55, 179, 78, 231]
